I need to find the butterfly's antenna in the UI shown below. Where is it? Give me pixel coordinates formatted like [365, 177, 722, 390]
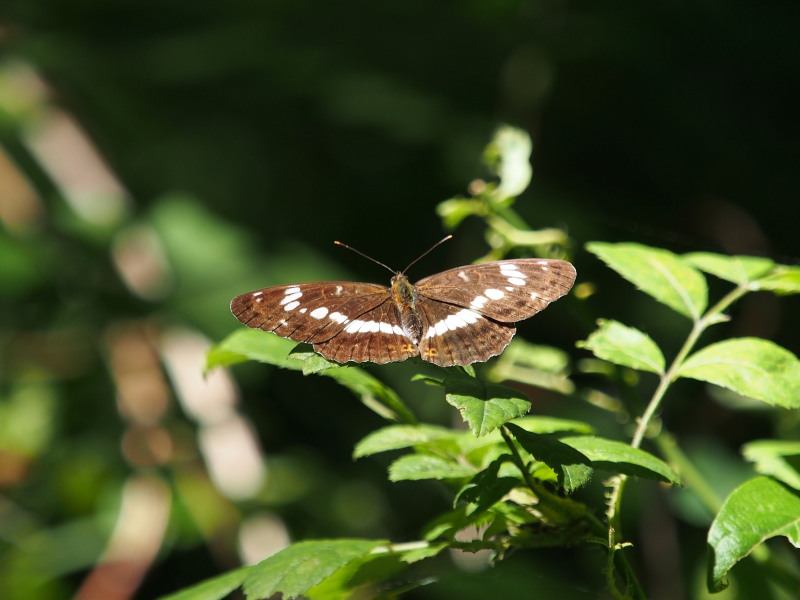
[334, 240, 396, 274]
[402, 235, 453, 273]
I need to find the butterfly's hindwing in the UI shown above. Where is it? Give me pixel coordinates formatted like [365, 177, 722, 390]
[415, 259, 576, 322]
[416, 301, 515, 366]
[312, 300, 418, 364]
[230, 282, 391, 344]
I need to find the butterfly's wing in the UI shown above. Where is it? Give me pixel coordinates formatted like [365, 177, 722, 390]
[312, 300, 419, 364]
[415, 259, 576, 323]
[415, 300, 516, 366]
[230, 282, 419, 364]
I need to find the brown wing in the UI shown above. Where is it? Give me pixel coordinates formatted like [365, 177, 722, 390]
[230, 281, 392, 344]
[415, 259, 576, 322]
[415, 300, 515, 366]
[311, 300, 419, 364]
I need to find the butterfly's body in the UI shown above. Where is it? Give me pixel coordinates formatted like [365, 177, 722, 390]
[231, 258, 576, 367]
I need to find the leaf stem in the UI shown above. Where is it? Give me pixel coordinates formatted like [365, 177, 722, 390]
[605, 282, 751, 593]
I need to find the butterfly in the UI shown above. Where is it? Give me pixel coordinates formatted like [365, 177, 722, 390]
[230, 238, 576, 367]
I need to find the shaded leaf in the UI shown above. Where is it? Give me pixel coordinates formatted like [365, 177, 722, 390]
[444, 372, 531, 437]
[507, 424, 594, 493]
[560, 436, 682, 484]
[679, 338, 800, 408]
[578, 319, 665, 374]
[707, 477, 800, 592]
[587, 242, 707, 319]
[243, 539, 386, 600]
[683, 252, 774, 284]
[388, 454, 476, 482]
[455, 457, 520, 514]
[742, 440, 800, 490]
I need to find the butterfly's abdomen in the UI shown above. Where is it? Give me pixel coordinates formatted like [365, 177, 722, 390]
[391, 274, 422, 345]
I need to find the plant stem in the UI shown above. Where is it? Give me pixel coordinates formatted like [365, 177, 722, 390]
[604, 282, 751, 594]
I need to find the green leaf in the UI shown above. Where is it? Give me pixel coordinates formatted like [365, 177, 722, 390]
[207, 328, 298, 370]
[707, 477, 800, 593]
[444, 372, 531, 437]
[678, 338, 800, 408]
[487, 125, 533, 199]
[507, 425, 594, 493]
[587, 242, 708, 319]
[578, 319, 665, 374]
[509, 415, 595, 435]
[208, 329, 417, 423]
[158, 566, 251, 600]
[243, 539, 386, 600]
[683, 252, 774, 284]
[559, 436, 682, 484]
[742, 440, 800, 490]
[388, 454, 476, 482]
[753, 264, 800, 295]
[353, 425, 453, 459]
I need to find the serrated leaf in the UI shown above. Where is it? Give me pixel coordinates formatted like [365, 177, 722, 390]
[679, 338, 800, 408]
[578, 319, 665, 374]
[707, 477, 800, 592]
[753, 265, 800, 295]
[158, 566, 251, 600]
[683, 252, 774, 284]
[353, 425, 453, 459]
[444, 373, 531, 437]
[587, 242, 708, 319]
[559, 436, 682, 484]
[510, 415, 595, 435]
[208, 329, 417, 423]
[508, 424, 594, 493]
[742, 440, 800, 490]
[207, 329, 298, 370]
[242, 539, 386, 600]
[388, 454, 476, 482]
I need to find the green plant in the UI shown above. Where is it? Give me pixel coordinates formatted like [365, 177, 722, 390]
[167, 127, 800, 600]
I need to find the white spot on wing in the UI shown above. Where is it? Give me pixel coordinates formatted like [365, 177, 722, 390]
[299, 307, 306, 313]
[255, 297, 263, 302]
[485, 288, 504, 300]
[508, 277, 526, 286]
[457, 270, 469, 282]
[330, 312, 348, 324]
[284, 300, 300, 311]
[379, 322, 394, 334]
[345, 320, 363, 333]
[284, 286, 301, 295]
[310, 307, 329, 319]
[470, 295, 487, 309]
[253, 291, 264, 297]
[280, 292, 302, 305]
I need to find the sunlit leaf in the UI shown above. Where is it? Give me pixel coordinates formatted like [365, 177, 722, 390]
[243, 539, 386, 600]
[578, 319, 665, 374]
[444, 373, 531, 437]
[388, 454, 476, 481]
[683, 252, 774, 284]
[707, 477, 800, 592]
[353, 425, 453, 458]
[587, 242, 707, 319]
[208, 329, 417, 423]
[742, 440, 800, 490]
[158, 566, 251, 600]
[559, 436, 682, 484]
[679, 338, 800, 408]
[753, 265, 800, 295]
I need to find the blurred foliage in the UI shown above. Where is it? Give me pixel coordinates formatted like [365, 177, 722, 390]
[0, 1, 798, 599]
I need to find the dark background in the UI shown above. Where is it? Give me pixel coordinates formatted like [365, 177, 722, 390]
[0, 1, 798, 599]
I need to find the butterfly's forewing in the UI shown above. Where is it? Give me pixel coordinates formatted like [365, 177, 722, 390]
[415, 301, 515, 366]
[415, 259, 577, 323]
[231, 282, 392, 344]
